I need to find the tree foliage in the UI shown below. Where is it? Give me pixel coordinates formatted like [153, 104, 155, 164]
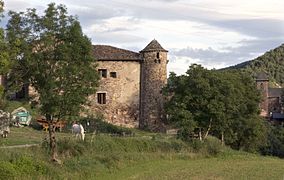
[261, 124, 284, 158]
[164, 64, 266, 151]
[0, 0, 9, 101]
[227, 44, 284, 86]
[6, 3, 99, 161]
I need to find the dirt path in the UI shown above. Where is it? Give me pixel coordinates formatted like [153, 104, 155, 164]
[0, 143, 40, 149]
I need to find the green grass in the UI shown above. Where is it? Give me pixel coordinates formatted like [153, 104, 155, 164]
[0, 127, 283, 180]
[97, 152, 284, 180]
[0, 127, 43, 146]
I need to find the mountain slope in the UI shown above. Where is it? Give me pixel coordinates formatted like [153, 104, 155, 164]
[226, 44, 284, 85]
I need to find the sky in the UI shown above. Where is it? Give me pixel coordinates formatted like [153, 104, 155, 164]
[3, 0, 284, 75]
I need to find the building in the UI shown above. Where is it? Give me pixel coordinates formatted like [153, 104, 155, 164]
[256, 72, 284, 123]
[88, 39, 168, 130]
[0, 40, 168, 130]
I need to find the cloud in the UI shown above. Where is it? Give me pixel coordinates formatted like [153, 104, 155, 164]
[91, 32, 146, 44]
[170, 37, 284, 71]
[212, 19, 284, 38]
[3, 0, 284, 75]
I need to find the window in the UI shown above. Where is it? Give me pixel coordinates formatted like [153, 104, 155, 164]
[157, 52, 160, 59]
[98, 69, 107, 78]
[97, 93, 106, 104]
[110, 72, 117, 78]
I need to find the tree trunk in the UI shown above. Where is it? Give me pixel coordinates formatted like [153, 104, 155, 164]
[221, 131, 225, 146]
[199, 128, 202, 141]
[204, 118, 212, 139]
[47, 114, 60, 164]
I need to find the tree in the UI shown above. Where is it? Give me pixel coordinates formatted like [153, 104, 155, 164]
[164, 65, 266, 151]
[163, 72, 196, 140]
[6, 3, 99, 162]
[261, 124, 284, 158]
[0, 0, 9, 103]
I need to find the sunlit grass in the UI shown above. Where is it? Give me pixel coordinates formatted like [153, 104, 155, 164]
[0, 127, 283, 180]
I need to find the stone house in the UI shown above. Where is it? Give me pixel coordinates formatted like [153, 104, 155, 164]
[256, 72, 284, 122]
[0, 40, 168, 130]
[89, 40, 168, 130]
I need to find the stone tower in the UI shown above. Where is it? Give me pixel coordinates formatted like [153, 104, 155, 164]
[139, 40, 168, 131]
[256, 72, 269, 117]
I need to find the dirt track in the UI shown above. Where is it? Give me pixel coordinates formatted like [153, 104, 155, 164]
[0, 143, 39, 149]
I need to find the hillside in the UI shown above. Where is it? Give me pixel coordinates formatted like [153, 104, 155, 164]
[226, 44, 284, 86]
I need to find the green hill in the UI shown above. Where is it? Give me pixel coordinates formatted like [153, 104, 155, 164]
[226, 44, 284, 86]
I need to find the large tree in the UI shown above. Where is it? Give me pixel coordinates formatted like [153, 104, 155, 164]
[0, 0, 9, 103]
[6, 3, 99, 161]
[164, 65, 266, 151]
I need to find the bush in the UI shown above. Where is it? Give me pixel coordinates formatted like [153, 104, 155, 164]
[0, 161, 19, 179]
[188, 136, 223, 156]
[203, 136, 223, 156]
[80, 115, 133, 135]
[57, 138, 87, 157]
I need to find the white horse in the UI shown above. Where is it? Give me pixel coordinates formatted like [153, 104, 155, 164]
[72, 123, 85, 141]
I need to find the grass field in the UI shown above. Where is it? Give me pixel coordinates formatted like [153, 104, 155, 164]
[0, 127, 283, 180]
[97, 154, 284, 180]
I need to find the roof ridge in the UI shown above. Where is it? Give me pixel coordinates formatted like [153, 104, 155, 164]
[93, 44, 139, 54]
[93, 45, 141, 61]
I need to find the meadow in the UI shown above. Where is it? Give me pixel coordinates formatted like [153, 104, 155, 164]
[0, 127, 283, 180]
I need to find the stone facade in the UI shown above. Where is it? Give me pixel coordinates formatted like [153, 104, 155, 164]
[139, 42, 168, 131]
[256, 73, 269, 117]
[256, 72, 284, 120]
[89, 40, 168, 129]
[88, 60, 141, 128]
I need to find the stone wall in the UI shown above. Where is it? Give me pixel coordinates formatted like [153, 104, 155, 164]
[256, 80, 269, 117]
[87, 61, 141, 128]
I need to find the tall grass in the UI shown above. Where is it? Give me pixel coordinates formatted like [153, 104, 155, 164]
[0, 134, 227, 179]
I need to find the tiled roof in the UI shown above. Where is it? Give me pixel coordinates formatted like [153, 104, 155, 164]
[93, 45, 141, 61]
[255, 72, 268, 81]
[268, 88, 284, 97]
[140, 39, 168, 52]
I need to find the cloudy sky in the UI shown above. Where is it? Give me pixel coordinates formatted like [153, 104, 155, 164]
[3, 0, 284, 75]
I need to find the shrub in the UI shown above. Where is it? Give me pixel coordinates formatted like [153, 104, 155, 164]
[57, 138, 87, 157]
[188, 136, 223, 156]
[80, 115, 133, 135]
[0, 161, 18, 179]
[203, 136, 223, 156]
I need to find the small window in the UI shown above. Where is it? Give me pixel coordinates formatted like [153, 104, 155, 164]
[97, 93, 106, 104]
[110, 72, 117, 78]
[158, 59, 161, 63]
[157, 52, 160, 59]
[154, 59, 157, 63]
[98, 69, 107, 78]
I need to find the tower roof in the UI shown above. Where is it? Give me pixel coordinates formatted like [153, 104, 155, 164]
[140, 39, 168, 52]
[255, 72, 268, 81]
